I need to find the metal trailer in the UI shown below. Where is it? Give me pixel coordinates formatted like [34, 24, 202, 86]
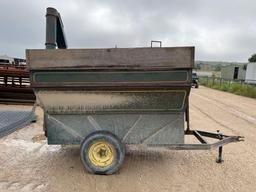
[245, 63, 256, 84]
[26, 8, 243, 174]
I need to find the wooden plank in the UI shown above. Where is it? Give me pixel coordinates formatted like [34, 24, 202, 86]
[26, 47, 194, 70]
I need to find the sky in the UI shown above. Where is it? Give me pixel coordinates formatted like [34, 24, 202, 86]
[0, 0, 256, 62]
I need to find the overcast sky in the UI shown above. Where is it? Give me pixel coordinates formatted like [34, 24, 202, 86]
[0, 0, 255, 62]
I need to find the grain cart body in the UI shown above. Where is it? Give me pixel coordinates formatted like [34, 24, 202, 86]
[27, 47, 194, 145]
[26, 7, 242, 174]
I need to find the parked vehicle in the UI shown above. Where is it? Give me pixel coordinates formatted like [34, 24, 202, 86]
[192, 72, 199, 88]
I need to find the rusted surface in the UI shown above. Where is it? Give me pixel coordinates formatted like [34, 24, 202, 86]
[0, 65, 35, 104]
[0, 89, 35, 104]
[26, 47, 194, 70]
[0, 66, 29, 77]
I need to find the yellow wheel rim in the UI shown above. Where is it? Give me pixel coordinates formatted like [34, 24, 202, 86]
[88, 141, 114, 167]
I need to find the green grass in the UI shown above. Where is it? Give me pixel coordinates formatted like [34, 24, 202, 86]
[199, 78, 256, 98]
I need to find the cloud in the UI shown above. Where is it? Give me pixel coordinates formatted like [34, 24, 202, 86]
[0, 0, 255, 62]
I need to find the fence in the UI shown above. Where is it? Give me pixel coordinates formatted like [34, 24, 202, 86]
[0, 65, 35, 104]
[198, 76, 256, 98]
[199, 76, 256, 87]
[0, 65, 30, 87]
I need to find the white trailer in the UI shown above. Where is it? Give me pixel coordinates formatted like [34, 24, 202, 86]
[245, 63, 256, 84]
[0, 55, 14, 64]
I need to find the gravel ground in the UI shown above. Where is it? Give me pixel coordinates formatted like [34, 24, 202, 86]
[0, 86, 255, 192]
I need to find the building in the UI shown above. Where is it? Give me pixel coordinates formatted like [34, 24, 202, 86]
[245, 63, 256, 84]
[0, 55, 26, 65]
[221, 64, 246, 80]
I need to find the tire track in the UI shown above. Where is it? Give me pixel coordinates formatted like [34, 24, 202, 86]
[191, 90, 256, 160]
[198, 86, 256, 109]
[191, 92, 256, 126]
[193, 90, 256, 117]
[190, 103, 239, 134]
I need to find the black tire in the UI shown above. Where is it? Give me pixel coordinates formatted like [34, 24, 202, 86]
[80, 131, 125, 175]
[195, 84, 199, 88]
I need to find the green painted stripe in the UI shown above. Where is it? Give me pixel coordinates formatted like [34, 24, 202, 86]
[32, 71, 188, 83]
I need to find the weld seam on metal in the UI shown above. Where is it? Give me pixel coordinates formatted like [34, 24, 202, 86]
[142, 118, 180, 144]
[122, 115, 142, 142]
[87, 116, 102, 130]
[48, 115, 82, 139]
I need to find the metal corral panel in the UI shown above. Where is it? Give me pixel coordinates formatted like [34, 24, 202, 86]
[245, 63, 256, 84]
[26, 47, 194, 70]
[45, 113, 184, 145]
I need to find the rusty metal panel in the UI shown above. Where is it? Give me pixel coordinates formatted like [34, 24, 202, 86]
[26, 47, 194, 70]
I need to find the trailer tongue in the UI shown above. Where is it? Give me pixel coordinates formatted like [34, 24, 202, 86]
[26, 7, 243, 175]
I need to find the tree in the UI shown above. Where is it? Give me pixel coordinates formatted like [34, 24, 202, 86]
[248, 53, 256, 62]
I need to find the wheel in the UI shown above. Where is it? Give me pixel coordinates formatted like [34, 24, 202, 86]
[195, 84, 199, 88]
[80, 131, 125, 175]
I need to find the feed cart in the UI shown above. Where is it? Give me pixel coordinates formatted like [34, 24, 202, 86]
[26, 8, 243, 174]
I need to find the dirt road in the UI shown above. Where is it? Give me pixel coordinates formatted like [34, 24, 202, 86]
[0, 86, 255, 192]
